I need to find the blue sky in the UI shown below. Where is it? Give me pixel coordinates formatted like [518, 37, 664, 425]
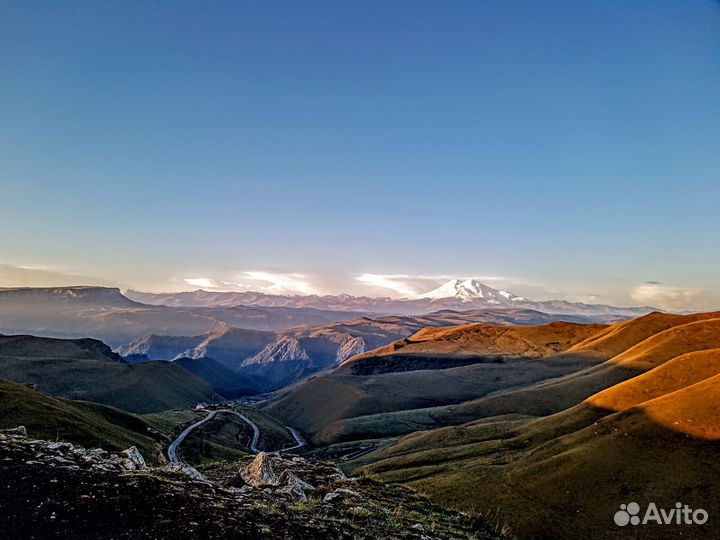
[1, 0, 719, 309]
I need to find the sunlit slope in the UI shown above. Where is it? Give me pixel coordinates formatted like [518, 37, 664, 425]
[344, 322, 606, 373]
[267, 322, 609, 440]
[588, 349, 720, 411]
[356, 368, 720, 538]
[273, 312, 720, 447]
[563, 311, 720, 359]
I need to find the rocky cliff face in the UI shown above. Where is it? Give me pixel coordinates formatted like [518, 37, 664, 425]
[0, 427, 496, 540]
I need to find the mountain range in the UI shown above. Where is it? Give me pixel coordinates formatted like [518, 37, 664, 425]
[117, 308, 605, 394]
[126, 279, 654, 318]
[0, 286, 368, 347]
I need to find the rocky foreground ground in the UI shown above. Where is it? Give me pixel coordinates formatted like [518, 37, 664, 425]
[0, 427, 498, 540]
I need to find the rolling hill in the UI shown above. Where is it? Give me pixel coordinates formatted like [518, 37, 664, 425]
[270, 312, 720, 538]
[266, 321, 609, 442]
[268, 312, 720, 445]
[0, 334, 217, 413]
[0, 379, 167, 463]
[119, 309, 606, 393]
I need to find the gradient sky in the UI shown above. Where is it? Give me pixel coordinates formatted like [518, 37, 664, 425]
[1, 1, 719, 310]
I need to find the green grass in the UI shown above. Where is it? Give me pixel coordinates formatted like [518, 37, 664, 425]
[0, 378, 167, 464]
[0, 355, 218, 413]
[141, 410, 202, 435]
[180, 414, 253, 465]
[353, 404, 720, 539]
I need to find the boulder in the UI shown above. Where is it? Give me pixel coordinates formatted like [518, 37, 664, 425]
[240, 452, 279, 487]
[279, 470, 315, 491]
[167, 462, 208, 482]
[119, 446, 146, 470]
[278, 484, 308, 503]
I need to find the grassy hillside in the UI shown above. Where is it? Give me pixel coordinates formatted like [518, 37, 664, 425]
[0, 379, 166, 464]
[266, 321, 609, 442]
[120, 309, 607, 392]
[0, 335, 217, 413]
[338, 315, 720, 538]
[173, 356, 262, 398]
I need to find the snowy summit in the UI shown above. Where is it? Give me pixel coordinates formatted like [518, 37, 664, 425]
[417, 279, 526, 304]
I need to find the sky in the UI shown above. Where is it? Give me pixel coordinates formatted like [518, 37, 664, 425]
[1, 0, 719, 310]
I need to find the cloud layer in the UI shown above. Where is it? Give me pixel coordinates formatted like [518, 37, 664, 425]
[184, 271, 317, 296]
[630, 284, 704, 311]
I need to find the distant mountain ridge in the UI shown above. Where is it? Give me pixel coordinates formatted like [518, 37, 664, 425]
[0, 286, 369, 347]
[118, 308, 607, 393]
[126, 280, 655, 318]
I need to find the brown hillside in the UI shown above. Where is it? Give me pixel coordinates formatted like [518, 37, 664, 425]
[606, 318, 720, 369]
[588, 349, 720, 412]
[564, 310, 720, 359]
[344, 321, 606, 373]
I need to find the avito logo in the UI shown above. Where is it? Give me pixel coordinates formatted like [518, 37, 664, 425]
[614, 502, 708, 527]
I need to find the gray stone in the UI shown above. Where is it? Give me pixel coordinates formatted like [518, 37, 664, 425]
[323, 491, 342, 504]
[240, 452, 279, 487]
[279, 484, 308, 503]
[279, 470, 315, 491]
[119, 446, 146, 470]
[1, 426, 27, 439]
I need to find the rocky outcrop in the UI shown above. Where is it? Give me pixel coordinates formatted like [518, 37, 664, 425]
[0, 426, 147, 472]
[336, 336, 366, 363]
[240, 452, 279, 487]
[244, 337, 310, 367]
[1, 428, 498, 539]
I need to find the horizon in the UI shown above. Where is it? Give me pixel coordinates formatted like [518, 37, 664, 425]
[2, 1, 719, 311]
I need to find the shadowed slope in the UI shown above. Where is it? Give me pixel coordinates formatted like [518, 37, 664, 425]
[0, 335, 217, 413]
[0, 379, 166, 463]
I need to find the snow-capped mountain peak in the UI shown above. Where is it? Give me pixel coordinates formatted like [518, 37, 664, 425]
[418, 279, 526, 304]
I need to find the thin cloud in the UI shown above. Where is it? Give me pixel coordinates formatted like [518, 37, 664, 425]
[0, 262, 118, 288]
[183, 277, 232, 289]
[630, 284, 703, 311]
[239, 271, 317, 296]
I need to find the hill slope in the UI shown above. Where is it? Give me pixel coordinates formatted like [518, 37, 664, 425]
[318, 313, 720, 538]
[0, 335, 217, 413]
[0, 379, 166, 463]
[119, 309, 598, 392]
[352, 345, 720, 538]
[266, 321, 608, 442]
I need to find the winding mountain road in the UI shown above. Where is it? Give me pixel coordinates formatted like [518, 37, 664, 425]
[167, 408, 305, 464]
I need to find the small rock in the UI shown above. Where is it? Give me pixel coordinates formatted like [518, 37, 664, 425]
[411, 523, 425, 532]
[279, 471, 315, 491]
[48, 442, 74, 453]
[167, 463, 208, 482]
[1, 426, 27, 439]
[335, 488, 360, 498]
[278, 484, 307, 503]
[323, 491, 342, 504]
